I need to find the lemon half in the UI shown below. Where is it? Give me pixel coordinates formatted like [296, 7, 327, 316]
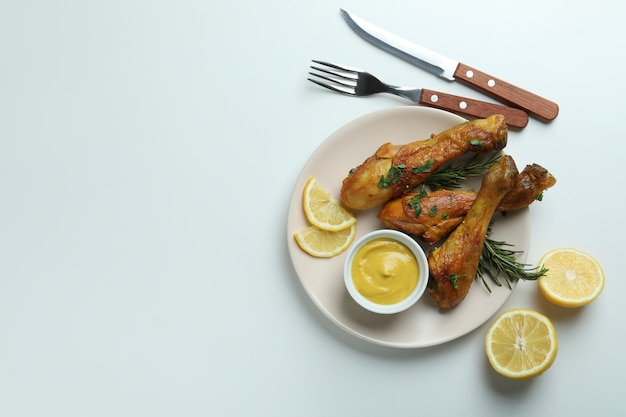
[538, 248, 605, 308]
[485, 309, 558, 379]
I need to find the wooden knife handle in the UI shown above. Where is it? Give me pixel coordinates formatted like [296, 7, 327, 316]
[453, 63, 559, 121]
[419, 88, 529, 128]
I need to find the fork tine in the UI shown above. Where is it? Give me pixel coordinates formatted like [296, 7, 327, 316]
[309, 66, 357, 83]
[307, 73, 356, 95]
[308, 59, 361, 95]
[310, 61, 359, 82]
[310, 63, 358, 81]
[311, 60, 361, 73]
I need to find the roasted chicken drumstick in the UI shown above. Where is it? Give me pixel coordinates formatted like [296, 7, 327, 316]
[427, 155, 518, 310]
[340, 114, 508, 211]
[378, 163, 556, 243]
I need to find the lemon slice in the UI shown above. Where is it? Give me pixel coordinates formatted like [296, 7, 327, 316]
[485, 309, 558, 379]
[538, 248, 605, 308]
[294, 223, 357, 258]
[303, 176, 356, 232]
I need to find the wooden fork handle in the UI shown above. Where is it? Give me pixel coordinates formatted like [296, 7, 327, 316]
[453, 63, 559, 121]
[419, 88, 529, 129]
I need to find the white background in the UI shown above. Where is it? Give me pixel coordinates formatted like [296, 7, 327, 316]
[1, 0, 624, 416]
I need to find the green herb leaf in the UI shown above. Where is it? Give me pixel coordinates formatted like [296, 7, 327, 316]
[411, 158, 435, 174]
[378, 164, 406, 188]
[469, 139, 486, 149]
[448, 273, 461, 289]
[408, 188, 428, 217]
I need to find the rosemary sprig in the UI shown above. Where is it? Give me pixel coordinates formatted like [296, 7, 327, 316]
[477, 223, 548, 293]
[423, 153, 501, 190]
[414, 154, 545, 292]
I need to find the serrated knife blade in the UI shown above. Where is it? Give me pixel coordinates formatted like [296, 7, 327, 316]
[340, 9, 559, 121]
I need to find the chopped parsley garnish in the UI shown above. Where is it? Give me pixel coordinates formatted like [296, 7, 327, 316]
[411, 158, 435, 174]
[469, 139, 486, 149]
[448, 273, 461, 289]
[408, 188, 428, 217]
[378, 164, 406, 188]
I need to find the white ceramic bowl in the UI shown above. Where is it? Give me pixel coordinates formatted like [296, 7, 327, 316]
[344, 229, 429, 314]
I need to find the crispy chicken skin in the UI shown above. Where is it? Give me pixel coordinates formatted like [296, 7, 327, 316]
[379, 189, 474, 244]
[340, 115, 508, 211]
[427, 155, 517, 310]
[498, 163, 557, 211]
[378, 163, 556, 243]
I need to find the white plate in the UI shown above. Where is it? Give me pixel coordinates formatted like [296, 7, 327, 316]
[287, 107, 528, 348]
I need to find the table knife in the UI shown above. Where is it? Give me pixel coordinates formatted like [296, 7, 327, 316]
[340, 9, 559, 121]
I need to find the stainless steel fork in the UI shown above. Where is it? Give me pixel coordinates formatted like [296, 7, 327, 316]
[308, 60, 528, 129]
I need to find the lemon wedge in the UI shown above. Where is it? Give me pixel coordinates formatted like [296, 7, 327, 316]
[302, 176, 356, 232]
[294, 223, 357, 258]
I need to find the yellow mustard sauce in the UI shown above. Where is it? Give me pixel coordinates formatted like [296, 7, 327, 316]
[351, 238, 419, 305]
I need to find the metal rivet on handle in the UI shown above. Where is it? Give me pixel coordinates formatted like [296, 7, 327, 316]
[430, 94, 439, 103]
[488, 79, 496, 87]
[459, 101, 467, 110]
[466, 70, 474, 78]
